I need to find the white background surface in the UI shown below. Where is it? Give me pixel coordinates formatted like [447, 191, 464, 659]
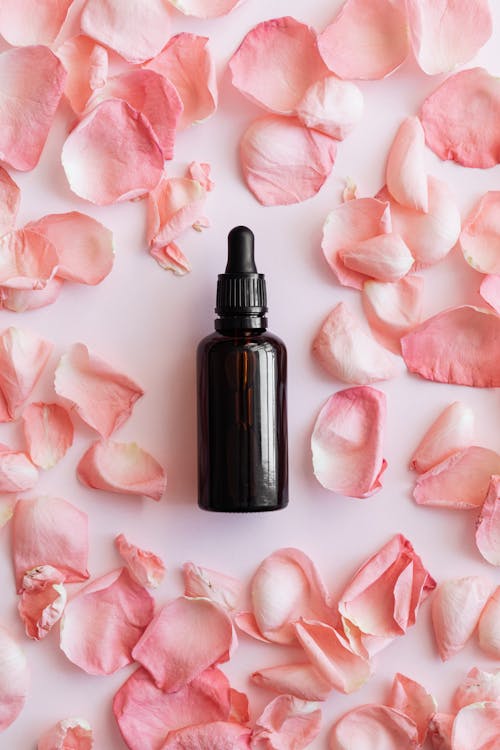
[1, 0, 500, 747]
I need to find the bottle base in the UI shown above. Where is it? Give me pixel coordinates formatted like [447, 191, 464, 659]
[198, 500, 288, 513]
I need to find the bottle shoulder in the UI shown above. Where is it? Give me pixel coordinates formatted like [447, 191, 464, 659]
[197, 329, 287, 354]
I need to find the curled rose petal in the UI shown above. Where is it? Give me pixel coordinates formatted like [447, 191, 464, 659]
[453, 667, 500, 711]
[60, 567, 154, 675]
[12, 495, 89, 592]
[478, 587, 500, 658]
[475, 476, 500, 565]
[410, 402, 475, 474]
[144, 34, 216, 130]
[27, 212, 114, 286]
[452, 702, 500, 750]
[251, 695, 322, 750]
[413, 447, 500, 510]
[0, 625, 29, 731]
[0, 46, 66, 171]
[54, 343, 143, 438]
[77, 440, 166, 501]
[38, 718, 92, 750]
[420, 68, 500, 169]
[0, 230, 58, 290]
[407, 0, 492, 76]
[188, 162, 214, 192]
[401, 306, 500, 387]
[61, 100, 163, 205]
[132, 596, 236, 692]
[167, 0, 241, 17]
[0, 167, 20, 236]
[0, 0, 72, 46]
[386, 117, 428, 212]
[0, 327, 53, 421]
[321, 198, 391, 289]
[319, 0, 409, 80]
[240, 116, 337, 207]
[329, 705, 418, 750]
[343, 178, 357, 202]
[183, 562, 242, 611]
[115, 534, 165, 589]
[162, 722, 251, 750]
[428, 713, 453, 750]
[0, 444, 38, 492]
[297, 76, 363, 140]
[252, 663, 332, 702]
[147, 177, 207, 249]
[432, 576, 494, 660]
[362, 276, 424, 354]
[311, 386, 387, 498]
[479, 275, 500, 314]
[18, 565, 66, 640]
[150, 243, 191, 275]
[460, 192, 500, 275]
[58, 35, 108, 114]
[340, 234, 414, 283]
[389, 673, 437, 745]
[0, 278, 64, 313]
[22, 403, 74, 470]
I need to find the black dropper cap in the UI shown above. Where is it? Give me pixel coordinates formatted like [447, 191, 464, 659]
[215, 226, 268, 331]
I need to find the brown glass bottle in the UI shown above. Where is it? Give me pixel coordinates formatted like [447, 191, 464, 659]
[197, 227, 288, 512]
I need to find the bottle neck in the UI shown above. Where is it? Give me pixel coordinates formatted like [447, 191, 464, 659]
[214, 313, 268, 333]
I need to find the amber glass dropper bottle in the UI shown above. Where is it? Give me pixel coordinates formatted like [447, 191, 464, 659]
[197, 226, 288, 512]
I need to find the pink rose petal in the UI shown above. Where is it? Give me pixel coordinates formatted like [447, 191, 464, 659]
[321, 198, 391, 289]
[297, 76, 363, 140]
[342, 178, 357, 202]
[0, 278, 64, 313]
[27, 212, 114, 286]
[230, 690, 250, 724]
[0, 167, 20, 236]
[166, 0, 241, 17]
[0, 497, 15, 528]
[340, 234, 414, 283]
[311, 386, 387, 498]
[407, 0, 492, 75]
[0, 230, 58, 291]
[18, 565, 66, 640]
[362, 276, 424, 354]
[115, 534, 165, 589]
[22, 403, 74, 470]
[313, 303, 402, 385]
[240, 116, 337, 207]
[0, 625, 29, 731]
[0, 444, 38, 492]
[432, 576, 494, 660]
[401, 306, 500, 387]
[476, 475, 500, 565]
[478, 587, 500, 658]
[453, 667, 500, 711]
[479, 275, 500, 314]
[420, 68, 500, 169]
[410, 402, 475, 474]
[428, 713, 454, 750]
[144, 34, 216, 130]
[58, 35, 108, 114]
[54, 343, 143, 438]
[251, 695, 322, 750]
[183, 562, 242, 611]
[147, 177, 207, 249]
[389, 673, 437, 745]
[62, 100, 163, 205]
[162, 722, 251, 750]
[60, 567, 154, 675]
[38, 718, 93, 750]
[386, 117, 428, 212]
[0, 327, 53, 422]
[12, 495, 89, 592]
[132, 597, 236, 692]
[329, 705, 419, 750]
[460, 192, 500, 274]
[319, 0, 409, 80]
[452, 702, 500, 750]
[0, 0, 72, 46]
[150, 243, 191, 275]
[80, 0, 171, 64]
[0, 46, 66, 171]
[252, 663, 332, 702]
[413, 447, 500, 510]
[188, 162, 214, 192]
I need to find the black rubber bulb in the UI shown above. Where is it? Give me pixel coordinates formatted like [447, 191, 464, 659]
[225, 226, 257, 273]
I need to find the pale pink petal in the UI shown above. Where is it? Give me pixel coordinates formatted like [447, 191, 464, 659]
[0, 444, 38, 492]
[389, 673, 437, 745]
[362, 276, 424, 354]
[480, 275, 500, 314]
[27, 212, 114, 286]
[0, 327, 53, 421]
[428, 713, 453, 750]
[476, 475, 500, 565]
[162, 722, 251, 750]
[407, 0, 492, 76]
[414, 447, 500, 510]
[183, 562, 242, 611]
[0, 167, 20, 235]
[0, 46, 66, 171]
[0, 0, 72, 45]
[240, 116, 337, 207]
[150, 243, 191, 275]
[18, 565, 66, 640]
[0, 278, 64, 313]
[188, 162, 214, 192]
[410, 402, 475, 473]
[38, 718, 93, 750]
[147, 177, 207, 249]
[297, 76, 363, 140]
[321, 198, 391, 289]
[401, 306, 500, 387]
[386, 117, 428, 212]
[312, 303, 402, 385]
[12, 495, 89, 592]
[77, 440, 166, 501]
[432, 576, 494, 660]
[58, 35, 108, 114]
[251, 695, 322, 750]
[478, 587, 500, 658]
[0, 496, 15, 528]
[294, 620, 372, 694]
[252, 663, 332, 702]
[420, 68, 500, 169]
[114, 666, 233, 750]
[115, 534, 165, 588]
[54, 343, 143, 438]
[144, 34, 216, 130]
[311, 386, 387, 498]
[22, 403, 74, 470]
[166, 0, 241, 18]
[452, 702, 500, 750]
[0, 625, 29, 731]
[60, 567, 154, 675]
[460, 192, 500, 274]
[0, 230, 58, 290]
[342, 178, 357, 202]
[376, 179, 461, 267]
[235, 612, 273, 643]
[62, 100, 163, 205]
[340, 234, 414, 282]
[132, 596, 236, 692]
[453, 667, 500, 711]
[80, 0, 171, 64]
[319, 0, 409, 80]
[329, 705, 418, 750]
